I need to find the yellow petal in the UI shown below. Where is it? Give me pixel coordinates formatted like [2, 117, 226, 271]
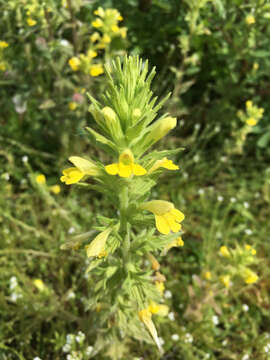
[155, 215, 170, 235]
[164, 213, 181, 233]
[118, 163, 132, 178]
[163, 159, 179, 170]
[60, 167, 84, 184]
[170, 208, 185, 222]
[132, 164, 147, 176]
[105, 163, 119, 175]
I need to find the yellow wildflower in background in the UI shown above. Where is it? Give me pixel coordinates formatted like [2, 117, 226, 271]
[90, 32, 100, 43]
[141, 200, 184, 235]
[0, 62, 6, 71]
[220, 275, 230, 288]
[203, 271, 212, 280]
[50, 185, 61, 194]
[27, 18, 37, 26]
[87, 49, 98, 58]
[92, 18, 103, 28]
[69, 102, 78, 111]
[105, 149, 146, 178]
[148, 157, 179, 174]
[253, 62, 259, 71]
[246, 118, 257, 126]
[219, 245, 230, 257]
[60, 156, 99, 185]
[68, 57, 81, 71]
[36, 174, 46, 185]
[94, 7, 105, 17]
[246, 15, 255, 25]
[242, 268, 258, 284]
[0, 41, 9, 48]
[90, 64, 104, 77]
[245, 244, 256, 255]
[33, 279, 46, 292]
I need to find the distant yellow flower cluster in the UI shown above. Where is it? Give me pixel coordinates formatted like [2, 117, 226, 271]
[35, 174, 61, 194]
[237, 100, 264, 127]
[68, 7, 127, 77]
[0, 40, 9, 72]
[218, 243, 258, 288]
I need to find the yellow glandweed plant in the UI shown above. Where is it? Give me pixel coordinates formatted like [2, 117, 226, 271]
[61, 56, 184, 357]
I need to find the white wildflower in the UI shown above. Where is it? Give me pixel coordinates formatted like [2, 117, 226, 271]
[245, 229, 253, 235]
[242, 304, 249, 312]
[217, 195, 224, 202]
[164, 290, 172, 299]
[184, 333, 193, 343]
[171, 334, 179, 341]
[168, 312, 175, 321]
[212, 315, 219, 325]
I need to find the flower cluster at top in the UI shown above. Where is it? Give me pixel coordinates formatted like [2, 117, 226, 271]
[68, 7, 127, 77]
[204, 243, 259, 289]
[237, 100, 264, 127]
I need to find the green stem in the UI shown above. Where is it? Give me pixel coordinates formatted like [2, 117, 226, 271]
[120, 184, 130, 266]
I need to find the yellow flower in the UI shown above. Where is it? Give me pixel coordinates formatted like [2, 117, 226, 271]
[102, 34, 111, 44]
[245, 244, 256, 255]
[0, 41, 9, 48]
[27, 18, 37, 26]
[246, 100, 252, 109]
[69, 102, 78, 111]
[50, 185, 61, 194]
[33, 279, 46, 292]
[220, 275, 230, 288]
[219, 245, 230, 257]
[155, 281, 165, 295]
[120, 27, 127, 39]
[148, 157, 179, 174]
[148, 301, 169, 316]
[164, 236, 184, 252]
[92, 18, 103, 28]
[105, 149, 147, 178]
[246, 118, 257, 126]
[0, 62, 6, 71]
[36, 174, 46, 185]
[246, 15, 255, 25]
[138, 309, 162, 351]
[253, 62, 259, 71]
[87, 49, 98, 58]
[203, 271, 212, 280]
[118, 15, 123, 21]
[85, 228, 112, 258]
[94, 7, 105, 17]
[243, 269, 258, 284]
[90, 64, 104, 77]
[90, 32, 100, 43]
[111, 25, 119, 33]
[141, 200, 184, 235]
[68, 57, 81, 71]
[60, 156, 99, 185]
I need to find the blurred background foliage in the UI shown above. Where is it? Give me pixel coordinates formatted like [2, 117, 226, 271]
[1, 0, 270, 359]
